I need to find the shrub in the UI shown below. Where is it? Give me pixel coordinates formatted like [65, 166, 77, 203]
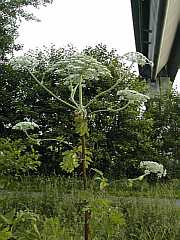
[0, 138, 40, 175]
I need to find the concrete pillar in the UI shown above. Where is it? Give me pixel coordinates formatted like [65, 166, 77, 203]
[148, 76, 171, 95]
[158, 76, 171, 93]
[148, 80, 160, 95]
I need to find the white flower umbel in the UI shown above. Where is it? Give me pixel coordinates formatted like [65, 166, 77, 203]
[12, 122, 39, 131]
[49, 54, 112, 86]
[10, 56, 39, 71]
[121, 52, 153, 67]
[117, 89, 150, 103]
[140, 161, 167, 178]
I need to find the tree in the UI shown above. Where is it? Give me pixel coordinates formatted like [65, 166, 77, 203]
[0, 46, 79, 175]
[145, 88, 180, 177]
[0, 0, 53, 60]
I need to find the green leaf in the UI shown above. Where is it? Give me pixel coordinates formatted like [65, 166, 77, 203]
[74, 114, 89, 136]
[60, 150, 79, 173]
[128, 179, 133, 188]
[109, 211, 125, 225]
[100, 179, 109, 190]
[0, 226, 12, 240]
[91, 198, 112, 209]
[84, 156, 92, 168]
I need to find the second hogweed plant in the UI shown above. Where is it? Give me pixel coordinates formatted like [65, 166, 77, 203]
[11, 52, 152, 240]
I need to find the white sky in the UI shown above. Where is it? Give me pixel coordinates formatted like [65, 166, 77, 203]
[16, 0, 136, 55]
[16, 0, 179, 90]
[173, 70, 180, 92]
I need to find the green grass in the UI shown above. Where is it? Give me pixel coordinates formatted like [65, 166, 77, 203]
[0, 176, 179, 239]
[0, 176, 180, 198]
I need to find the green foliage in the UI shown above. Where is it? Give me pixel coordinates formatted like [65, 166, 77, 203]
[40, 217, 64, 240]
[10, 46, 150, 182]
[0, 209, 65, 240]
[1, 38, 180, 239]
[144, 89, 180, 177]
[0, 176, 178, 240]
[0, 210, 14, 240]
[89, 198, 125, 238]
[78, 146, 93, 169]
[92, 168, 109, 190]
[0, 138, 40, 175]
[0, 45, 157, 177]
[0, 0, 53, 59]
[60, 149, 80, 173]
[0, 227, 12, 240]
[74, 112, 89, 136]
[119, 198, 178, 240]
[1, 44, 151, 176]
[60, 145, 92, 173]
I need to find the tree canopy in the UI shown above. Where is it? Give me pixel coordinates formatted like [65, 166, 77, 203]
[0, 0, 53, 60]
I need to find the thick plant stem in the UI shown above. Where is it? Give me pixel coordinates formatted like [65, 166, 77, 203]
[81, 132, 91, 240]
[84, 210, 91, 240]
[79, 75, 83, 109]
[81, 134, 87, 190]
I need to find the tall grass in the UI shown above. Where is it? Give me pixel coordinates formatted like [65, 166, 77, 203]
[0, 176, 179, 239]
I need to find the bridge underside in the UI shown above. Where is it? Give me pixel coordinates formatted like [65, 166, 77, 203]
[131, 0, 180, 91]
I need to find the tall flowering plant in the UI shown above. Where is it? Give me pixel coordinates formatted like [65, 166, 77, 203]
[128, 161, 167, 187]
[140, 161, 167, 179]
[11, 51, 152, 240]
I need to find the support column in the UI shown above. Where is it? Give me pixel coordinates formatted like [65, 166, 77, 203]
[148, 76, 170, 95]
[158, 76, 171, 93]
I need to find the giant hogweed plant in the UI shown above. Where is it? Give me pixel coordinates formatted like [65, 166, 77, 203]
[11, 52, 152, 240]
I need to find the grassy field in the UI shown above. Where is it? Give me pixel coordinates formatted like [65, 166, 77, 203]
[0, 176, 179, 239]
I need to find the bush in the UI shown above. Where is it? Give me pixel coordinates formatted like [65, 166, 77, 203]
[0, 138, 40, 175]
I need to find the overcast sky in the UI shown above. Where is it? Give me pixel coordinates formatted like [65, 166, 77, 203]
[16, 0, 179, 89]
[16, 0, 136, 55]
[173, 70, 180, 92]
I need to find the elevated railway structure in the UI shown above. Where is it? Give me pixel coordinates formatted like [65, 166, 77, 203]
[131, 0, 180, 91]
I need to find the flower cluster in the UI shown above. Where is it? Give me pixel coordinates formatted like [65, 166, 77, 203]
[12, 122, 39, 131]
[10, 56, 39, 71]
[140, 161, 167, 178]
[121, 52, 153, 67]
[117, 89, 150, 103]
[49, 54, 112, 86]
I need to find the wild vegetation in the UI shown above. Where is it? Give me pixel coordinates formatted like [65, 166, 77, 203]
[0, 1, 180, 239]
[0, 177, 180, 240]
